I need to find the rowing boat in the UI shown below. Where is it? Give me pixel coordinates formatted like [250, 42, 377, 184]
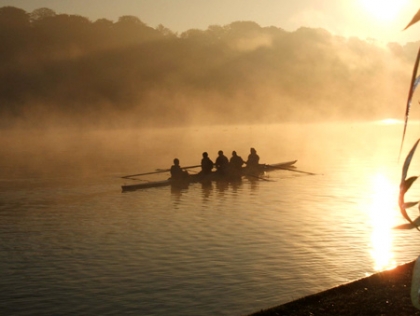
[121, 160, 297, 192]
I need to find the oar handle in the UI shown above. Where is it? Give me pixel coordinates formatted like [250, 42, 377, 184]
[182, 165, 201, 170]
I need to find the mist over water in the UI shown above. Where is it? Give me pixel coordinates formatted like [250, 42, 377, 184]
[0, 121, 386, 179]
[0, 6, 419, 130]
[2, 120, 417, 196]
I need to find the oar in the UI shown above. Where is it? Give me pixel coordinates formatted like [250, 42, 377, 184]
[282, 168, 317, 176]
[243, 173, 273, 182]
[123, 177, 150, 182]
[156, 164, 201, 172]
[122, 169, 170, 179]
[121, 164, 201, 179]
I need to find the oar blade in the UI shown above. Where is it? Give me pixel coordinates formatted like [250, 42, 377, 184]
[282, 168, 317, 176]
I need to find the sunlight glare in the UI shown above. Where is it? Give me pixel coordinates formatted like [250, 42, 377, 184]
[359, 0, 409, 22]
[378, 118, 401, 125]
[368, 173, 398, 271]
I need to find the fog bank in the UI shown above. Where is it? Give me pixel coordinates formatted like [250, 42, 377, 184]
[0, 6, 417, 128]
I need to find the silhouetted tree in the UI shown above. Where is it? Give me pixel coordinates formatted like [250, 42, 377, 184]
[156, 24, 176, 37]
[0, 6, 31, 62]
[0, 6, 29, 27]
[93, 18, 113, 29]
[29, 7, 56, 22]
[0, 5, 415, 127]
[114, 15, 160, 46]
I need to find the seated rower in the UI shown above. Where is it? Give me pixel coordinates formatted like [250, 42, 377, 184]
[170, 158, 189, 180]
[199, 152, 214, 175]
[245, 148, 260, 170]
[230, 151, 244, 169]
[228, 150, 245, 178]
[215, 150, 229, 175]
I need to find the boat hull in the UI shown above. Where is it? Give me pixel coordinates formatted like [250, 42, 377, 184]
[121, 160, 297, 192]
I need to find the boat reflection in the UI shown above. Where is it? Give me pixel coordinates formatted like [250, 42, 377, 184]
[200, 180, 213, 200]
[170, 177, 261, 204]
[368, 173, 398, 271]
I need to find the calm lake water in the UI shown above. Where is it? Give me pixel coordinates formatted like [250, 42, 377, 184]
[2, 122, 420, 316]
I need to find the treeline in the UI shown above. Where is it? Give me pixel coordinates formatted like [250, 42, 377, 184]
[0, 6, 418, 128]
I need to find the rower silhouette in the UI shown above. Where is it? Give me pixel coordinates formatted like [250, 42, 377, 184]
[246, 148, 260, 169]
[170, 158, 189, 180]
[215, 150, 229, 175]
[199, 152, 214, 175]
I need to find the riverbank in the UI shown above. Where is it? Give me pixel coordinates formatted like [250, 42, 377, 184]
[249, 260, 420, 316]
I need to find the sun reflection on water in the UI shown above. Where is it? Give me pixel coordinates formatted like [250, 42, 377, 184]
[368, 173, 398, 271]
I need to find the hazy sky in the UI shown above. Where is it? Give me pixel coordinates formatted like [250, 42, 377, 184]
[1, 0, 420, 43]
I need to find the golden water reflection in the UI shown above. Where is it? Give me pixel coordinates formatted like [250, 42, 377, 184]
[368, 173, 398, 271]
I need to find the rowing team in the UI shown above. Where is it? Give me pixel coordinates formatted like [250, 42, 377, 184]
[170, 148, 260, 180]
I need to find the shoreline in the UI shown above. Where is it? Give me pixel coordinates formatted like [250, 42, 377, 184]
[248, 260, 420, 316]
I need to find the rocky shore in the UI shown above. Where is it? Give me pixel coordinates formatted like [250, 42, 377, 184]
[249, 260, 420, 316]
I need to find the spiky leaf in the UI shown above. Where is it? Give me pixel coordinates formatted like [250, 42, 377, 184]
[404, 8, 420, 30]
[401, 176, 419, 194]
[404, 201, 419, 209]
[394, 216, 420, 230]
[402, 140, 420, 182]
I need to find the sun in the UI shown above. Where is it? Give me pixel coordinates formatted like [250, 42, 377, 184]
[359, 0, 408, 22]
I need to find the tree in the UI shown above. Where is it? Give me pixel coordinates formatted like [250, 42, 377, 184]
[0, 6, 31, 61]
[114, 15, 160, 46]
[156, 24, 176, 37]
[117, 15, 146, 27]
[0, 6, 29, 28]
[93, 18, 113, 29]
[30, 7, 56, 23]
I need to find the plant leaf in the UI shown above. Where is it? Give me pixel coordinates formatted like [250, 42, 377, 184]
[404, 201, 419, 209]
[401, 176, 418, 194]
[399, 193, 420, 231]
[394, 216, 420, 230]
[404, 8, 420, 30]
[401, 139, 420, 181]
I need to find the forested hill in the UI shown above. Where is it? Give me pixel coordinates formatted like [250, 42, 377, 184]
[0, 6, 418, 128]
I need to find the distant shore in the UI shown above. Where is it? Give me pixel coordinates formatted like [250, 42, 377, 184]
[249, 260, 420, 316]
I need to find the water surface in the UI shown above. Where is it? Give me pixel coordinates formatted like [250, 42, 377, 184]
[2, 122, 420, 316]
